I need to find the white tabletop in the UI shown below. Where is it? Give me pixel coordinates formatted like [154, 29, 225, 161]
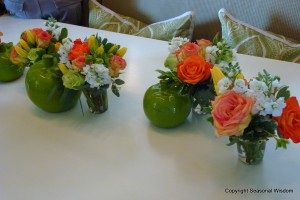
[1, 16, 300, 200]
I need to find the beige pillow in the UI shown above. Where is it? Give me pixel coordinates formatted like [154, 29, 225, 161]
[88, 0, 194, 41]
[218, 8, 300, 63]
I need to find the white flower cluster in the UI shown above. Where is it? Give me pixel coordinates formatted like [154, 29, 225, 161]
[217, 62, 241, 79]
[81, 64, 111, 89]
[57, 38, 73, 69]
[205, 43, 237, 65]
[218, 77, 286, 117]
[168, 37, 189, 53]
[44, 20, 61, 40]
[205, 45, 219, 64]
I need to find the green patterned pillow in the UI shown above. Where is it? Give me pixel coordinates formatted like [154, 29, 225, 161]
[88, 0, 194, 41]
[218, 8, 300, 63]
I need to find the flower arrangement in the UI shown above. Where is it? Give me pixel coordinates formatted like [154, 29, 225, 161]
[9, 18, 68, 67]
[159, 35, 238, 112]
[57, 34, 127, 113]
[0, 32, 25, 82]
[209, 65, 300, 163]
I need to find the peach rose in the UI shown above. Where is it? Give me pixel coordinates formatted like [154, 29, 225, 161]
[108, 55, 127, 77]
[274, 97, 300, 143]
[176, 42, 199, 61]
[212, 91, 255, 137]
[36, 30, 52, 48]
[177, 54, 212, 85]
[72, 55, 86, 72]
[21, 28, 42, 42]
[10, 46, 29, 66]
[196, 39, 212, 56]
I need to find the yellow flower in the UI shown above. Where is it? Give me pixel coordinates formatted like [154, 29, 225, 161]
[108, 44, 118, 54]
[210, 66, 225, 95]
[19, 39, 31, 52]
[58, 63, 68, 74]
[54, 42, 62, 53]
[116, 47, 127, 57]
[88, 35, 98, 52]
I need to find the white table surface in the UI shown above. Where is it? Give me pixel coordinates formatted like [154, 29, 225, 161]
[1, 16, 300, 200]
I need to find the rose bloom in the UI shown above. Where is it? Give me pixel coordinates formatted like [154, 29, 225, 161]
[68, 39, 90, 61]
[10, 46, 28, 66]
[72, 55, 86, 72]
[212, 91, 255, 137]
[176, 42, 199, 61]
[177, 54, 212, 84]
[108, 55, 127, 77]
[196, 39, 212, 56]
[21, 28, 43, 43]
[274, 96, 300, 143]
[36, 30, 52, 48]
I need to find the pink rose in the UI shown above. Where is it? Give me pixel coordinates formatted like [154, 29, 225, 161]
[36, 30, 52, 48]
[211, 91, 255, 137]
[72, 55, 86, 72]
[108, 55, 126, 77]
[176, 42, 199, 61]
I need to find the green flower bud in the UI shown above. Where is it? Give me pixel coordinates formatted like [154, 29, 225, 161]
[62, 70, 85, 90]
[164, 54, 179, 71]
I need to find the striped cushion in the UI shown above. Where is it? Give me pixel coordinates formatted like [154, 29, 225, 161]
[88, 0, 194, 41]
[219, 8, 300, 63]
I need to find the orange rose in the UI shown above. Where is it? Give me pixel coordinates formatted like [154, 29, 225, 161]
[212, 91, 255, 137]
[108, 55, 127, 77]
[68, 39, 90, 61]
[274, 97, 300, 143]
[176, 42, 199, 61]
[177, 54, 212, 85]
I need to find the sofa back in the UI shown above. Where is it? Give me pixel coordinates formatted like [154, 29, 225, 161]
[101, 0, 300, 41]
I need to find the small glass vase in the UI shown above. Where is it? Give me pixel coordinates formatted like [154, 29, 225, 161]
[236, 138, 267, 165]
[82, 86, 108, 114]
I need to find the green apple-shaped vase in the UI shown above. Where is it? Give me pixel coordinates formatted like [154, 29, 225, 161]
[143, 80, 192, 128]
[25, 55, 81, 112]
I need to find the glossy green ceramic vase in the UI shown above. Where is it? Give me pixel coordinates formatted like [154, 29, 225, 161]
[0, 42, 24, 82]
[143, 80, 192, 128]
[25, 55, 81, 113]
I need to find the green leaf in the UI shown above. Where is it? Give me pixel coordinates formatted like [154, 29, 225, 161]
[276, 86, 290, 100]
[59, 28, 68, 41]
[206, 116, 213, 125]
[111, 84, 120, 97]
[227, 136, 238, 146]
[115, 79, 125, 85]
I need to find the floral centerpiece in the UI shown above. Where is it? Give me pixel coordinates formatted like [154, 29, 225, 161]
[10, 18, 67, 67]
[57, 34, 127, 113]
[161, 35, 238, 114]
[0, 32, 25, 82]
[9, 18, 82, 113]
[209, 66, 300, 164]
[143, 35, 238, 128]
